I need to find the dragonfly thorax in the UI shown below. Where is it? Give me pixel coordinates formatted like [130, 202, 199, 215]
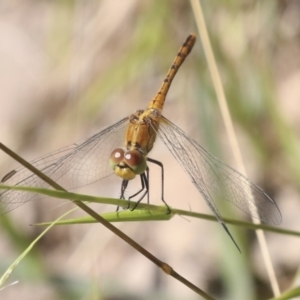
[125, 108, 161, 155]
[109, 148, 147, 180]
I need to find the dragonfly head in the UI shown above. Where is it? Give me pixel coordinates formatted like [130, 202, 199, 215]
[110, 148, 147, 180]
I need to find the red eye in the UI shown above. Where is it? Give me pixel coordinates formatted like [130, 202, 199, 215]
[109, 148, 125, 168]
[124, 150, 143, 167]
[124, 150, 147, 174]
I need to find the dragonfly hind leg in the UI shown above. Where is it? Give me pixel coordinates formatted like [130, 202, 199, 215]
[147, 158, 171, 213]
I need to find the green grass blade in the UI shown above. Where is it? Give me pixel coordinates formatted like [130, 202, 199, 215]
[0, 184, 299, 237]
[269, 286, 300, 300]
[34, 209, 174, 226]
[0, 208, 76, 289]
[0, 184, 169, 211]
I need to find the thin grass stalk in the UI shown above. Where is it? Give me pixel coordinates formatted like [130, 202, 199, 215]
[190, 0, 280, 296]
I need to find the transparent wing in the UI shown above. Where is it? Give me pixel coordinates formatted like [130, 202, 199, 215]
[157, 116, 282, 225]
[0, 117, 129, 214]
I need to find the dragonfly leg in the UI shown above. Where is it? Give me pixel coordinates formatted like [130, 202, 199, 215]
[147, 157, 171, 213]
[117, 160, 171, 213]
[130, 171, 149, 210]
[117, 171, 149, 211]
[116, 180, 129, 211]
[120, 180, 128, 199]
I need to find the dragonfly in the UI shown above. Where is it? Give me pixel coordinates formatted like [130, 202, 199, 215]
[0, 34, 281, 248]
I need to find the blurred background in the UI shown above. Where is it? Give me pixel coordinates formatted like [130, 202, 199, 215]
[0, 0, 300, 299]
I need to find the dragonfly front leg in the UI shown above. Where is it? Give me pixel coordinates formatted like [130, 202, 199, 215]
[117, 169, 149, 211]
[116, 180, 129, 211]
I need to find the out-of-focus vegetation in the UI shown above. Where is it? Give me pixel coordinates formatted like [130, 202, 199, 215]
[0, 1, 300, 299]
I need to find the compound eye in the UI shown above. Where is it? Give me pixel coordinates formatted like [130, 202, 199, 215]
[109, 148, 125, 168]
[124, 150, 147, 174]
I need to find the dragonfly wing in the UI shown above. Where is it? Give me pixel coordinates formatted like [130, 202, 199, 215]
[157, 116, 282, 225]
[0, 117, 129, 214]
